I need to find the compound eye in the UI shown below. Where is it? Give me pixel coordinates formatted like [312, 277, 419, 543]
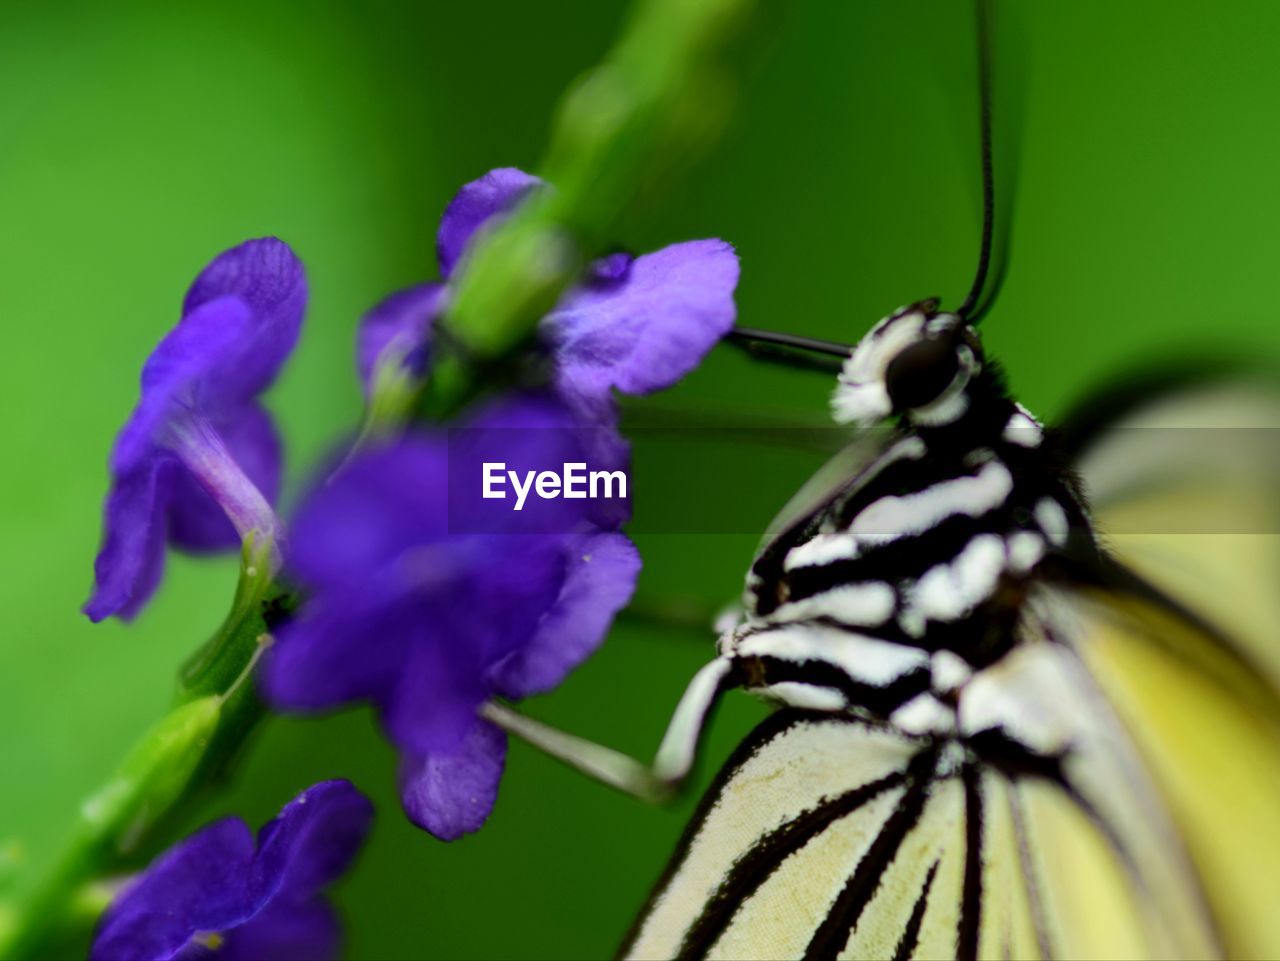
[883, 337, 960, 410]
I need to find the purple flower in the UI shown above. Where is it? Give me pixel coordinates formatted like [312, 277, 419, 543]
[85, 239, 306, 622]
[263, 170, 734, 839]
[263, 394, 640, 839]
[356, 167, 739, 420]
[91, 780, 372, 961]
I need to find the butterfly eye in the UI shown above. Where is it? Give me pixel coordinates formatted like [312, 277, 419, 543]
[883, 337, 961, 410]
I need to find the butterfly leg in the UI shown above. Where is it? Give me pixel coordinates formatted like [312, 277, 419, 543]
[480, 656, 739, 803]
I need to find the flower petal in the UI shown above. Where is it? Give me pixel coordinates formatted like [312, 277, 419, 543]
[181, 237, 307, 408]
[94, 784, 371, 961]
[285, 441, 450, 594]
[199, 899, 340, 961]
[262, 583, 419, 712]
[270, 394, 634, 833]
[380, 627, 491, 755]
[375, 534, 566, 755]
[91, 818, 257, 961]
[398, 720, 507, 841]
[251, 780, 373, 904]
[84, 455, 173, 623]
[491, 531, 641, 698]
[113, 296, 254, 474]
[168, 404, 282, 553]
[436, 168, 542, 278]
[355, 283, 445, 396]
[545, 239, 739, 418]
[287, 393, 605, 595]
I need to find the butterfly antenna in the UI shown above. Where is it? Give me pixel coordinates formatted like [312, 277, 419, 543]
[727, 327, 853, 358]
[724, 327, 852, 370]
[727, 3, 1002, 363]
[956, 0, 995, 323]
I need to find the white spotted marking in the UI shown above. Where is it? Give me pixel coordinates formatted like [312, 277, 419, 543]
[769, 581, 897, 627]
[1035, 497, 1070, 546]
[784, 532, 859, 571]
[910, 533, 1007, 623]
[1006, 530, 1046, 574]
[958, 644, 1079, 754]
[898, 605, 927, 640]
[852, 461, 1013, 543]
[891, 694, 956, 735]
[763, 682, 848, 712]
[1002, 407, 1043, 447]
[930, 650, 972, 693]
[735, 623, 929, 687]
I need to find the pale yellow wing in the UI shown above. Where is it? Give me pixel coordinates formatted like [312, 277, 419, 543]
[1068, 374, 1280, 687]
[1055, 587, 1280, 961]
[1062, 371, 1280, 957]
[968, 602, 1222, 961]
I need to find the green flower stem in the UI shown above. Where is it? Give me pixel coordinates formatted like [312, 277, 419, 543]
[0, 697, 223, 959]
[0, 547, 277, 959]
[179, 535, 279, 701]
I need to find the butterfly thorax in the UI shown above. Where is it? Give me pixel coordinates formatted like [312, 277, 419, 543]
[723, 304, 1095, 736]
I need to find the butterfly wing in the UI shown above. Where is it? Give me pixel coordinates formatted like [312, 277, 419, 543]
[1044, 586, 1280, 960]
[620, 696, 1215, 960]
[1059, 367, 1280, 958]
[619, 711, 929, 960]
[1063, 367, 1280, 684]
[981, 594, 1223, 960]
[757, 429, 895, 550]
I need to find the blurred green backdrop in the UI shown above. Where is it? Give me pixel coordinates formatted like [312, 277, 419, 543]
[4, 1, 1280, 958]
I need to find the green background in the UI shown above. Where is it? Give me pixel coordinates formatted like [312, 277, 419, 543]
[4, 1, 1280, 958]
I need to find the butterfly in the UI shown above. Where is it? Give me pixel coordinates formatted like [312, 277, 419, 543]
[484, 3, 1280, 958]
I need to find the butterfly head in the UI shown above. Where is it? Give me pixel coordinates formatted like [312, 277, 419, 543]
[831, 300, 984, 427]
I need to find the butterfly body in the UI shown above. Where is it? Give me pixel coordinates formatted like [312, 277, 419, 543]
[619, 300, 1280, 961]
[727, 304, 1091, 748]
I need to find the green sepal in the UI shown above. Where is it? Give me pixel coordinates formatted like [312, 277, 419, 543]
[179, 532, 278, 700]
[362, 344, 428, 438]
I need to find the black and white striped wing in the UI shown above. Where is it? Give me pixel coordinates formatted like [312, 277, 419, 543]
[619, 711, 948, 960]
[757, 429, 895, 551]
[619, 700, 1214, 960]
